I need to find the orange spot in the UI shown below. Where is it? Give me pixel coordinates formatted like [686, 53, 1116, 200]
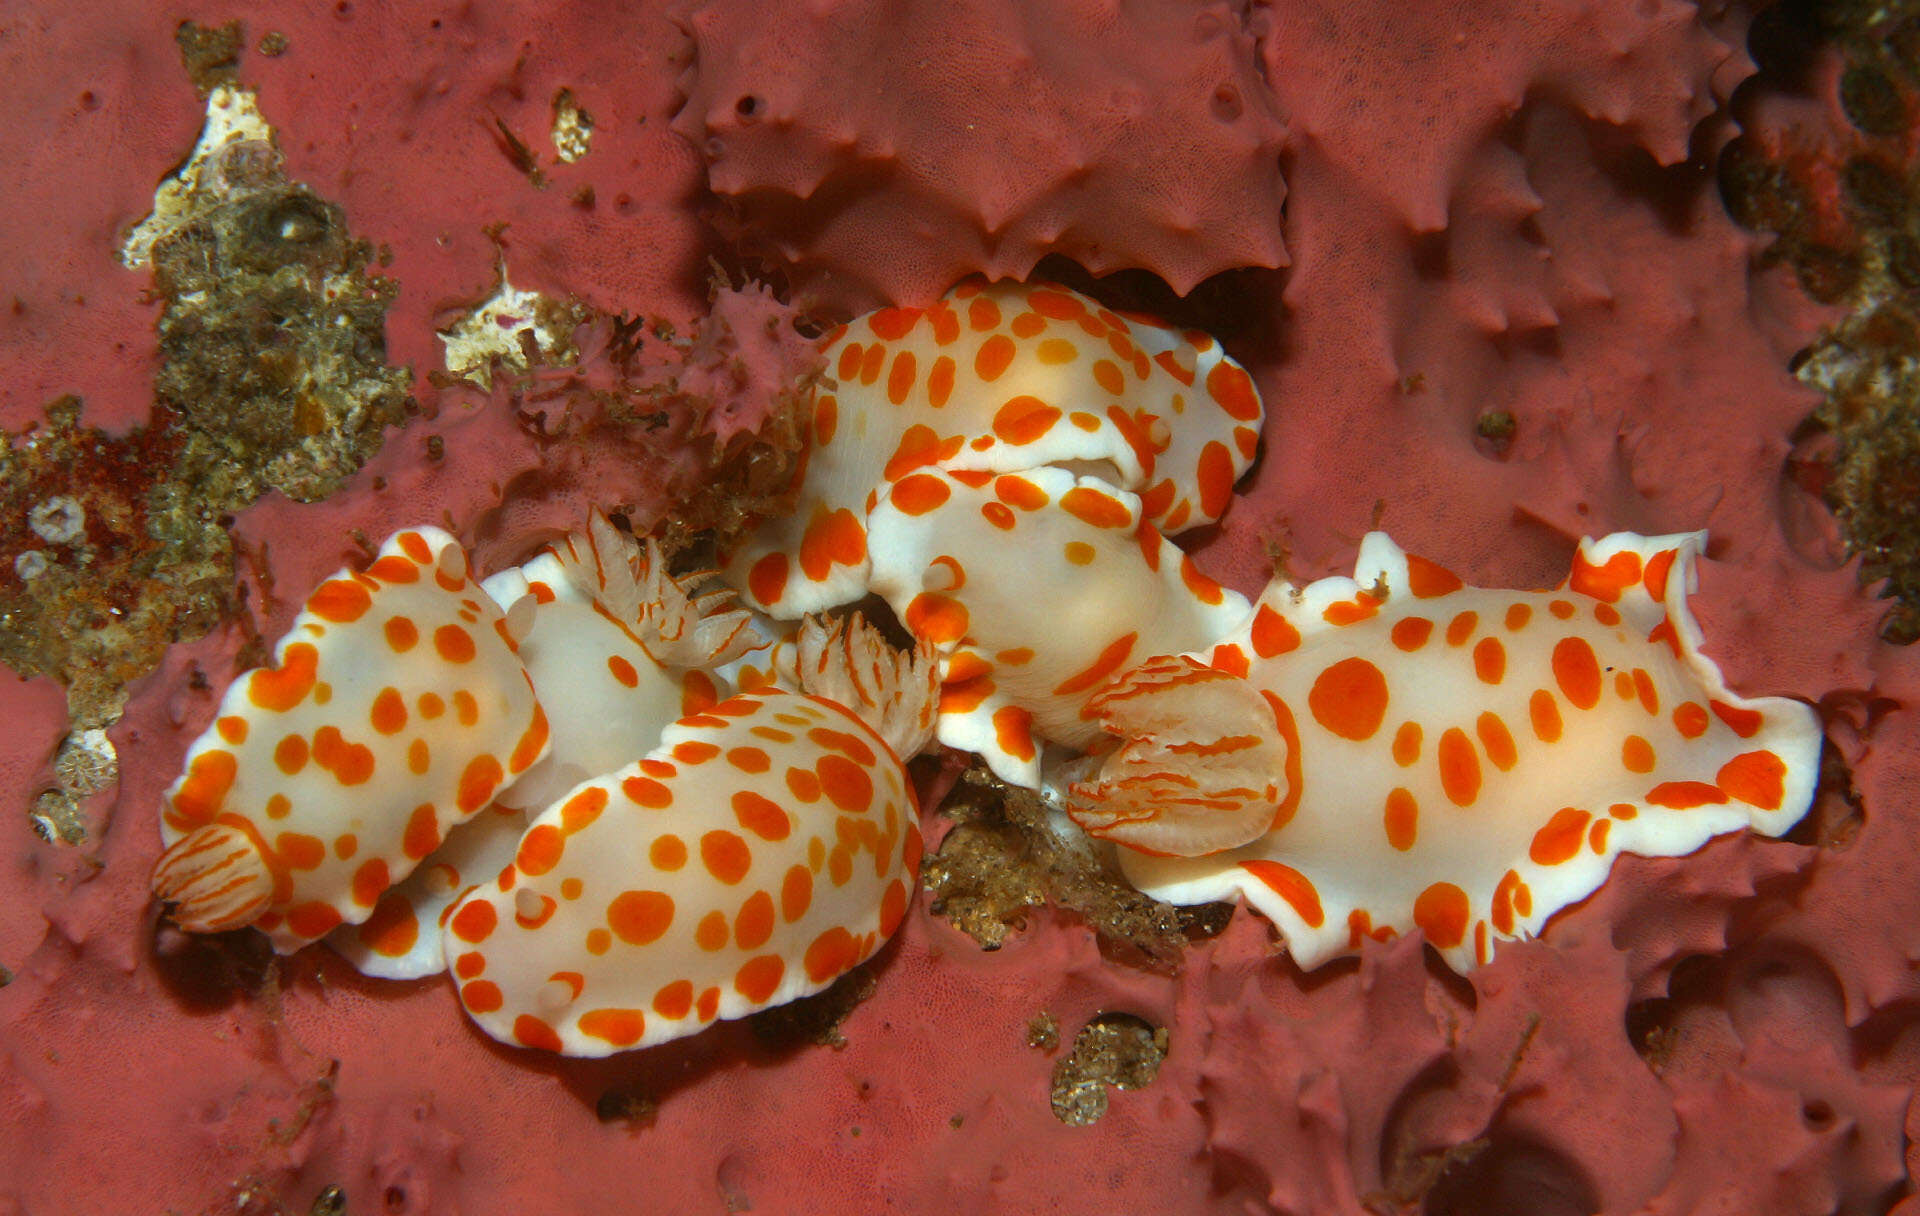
[1529, 690, 1563, 743]
[1181, 555, 1227, 606]
[1632, 669, 1660, 715]
[887, 349, 918, 405]
[1622, 735, 1656, 773]
[461, 980, 503, 1014]
[748, 552, 789, 606]
[1052, 631, 1138, 697]
[1060, 486, 1132, 530]
[1251, 605, 1301, 657]
[1384, 788, 1418, 851]
[402, 803, 440, 860]
[418, 692, 444, 719]
[458, 755, 503, 812]
[1646, 781, 1729, 809]
[1530, 808, 1591, 865]
[818, 754, 874, 813]
[798, 508, 867, 581]
[975, 334, 1015, 381]
[607, 890, 675, 945]
[1492, 870, 1521, 935]
[1718, 750, 1786, 810]
[1392, 721, 1423, 766]
[804, 925, 860, 982]
[696, 987, 721, 1020]
[869, 306, 921, 341]
[1307, 657, 1389, 741]
[273, 733, 309, 776]
[511, 703, 549, 774]
[622, 776, 673, 808]
[1093, 359, 1125, 396]
[334, 833, 357, 860]
[992, 705, 1036, 762]
[383, 616, 418, 653]
[275, 831, 326, 871]
[1710, 699, 1764, 739]
[284, 901, 342, 939]
[166, 749, 239, 830]
[369, 555, 418, 583]
[248, 642, 319, 712]
[967, 295, 1001, 331]
[357, 893, 420, 958]
[431, 624, 474, 664]
[702, 830, 752, 884]
[370, 687, 407, 735]
[980, 501, 1017, 530]
[649, 835, 686, 871]
[735, 954, 786, 1005]
[859, 341, 885, 385]
[1437, 727, 1481, 806]
[811, 394, 839, 448]
[992, 396, 1060, 445]
[695, 910, 729, 952]
[398, 532, 432, 562]
[1413, 882, 1469, 949]
[653, 980, 694, 1020]
[1406, 554, 1463, 598]
[1240, 860, 1325, 928]
[1595, 603, 1621, 627]
[1476, 712, 1517, 771]
[516, 824, 565, 876]
[450, 898, 498, 944]
[1445, 611, 1478, 646]
[215, 715, 247, 745]
[1388, 617, 1432, 652]
[782, 864, 813, 922]
[995, 475, 1050, 510]
[1505, 603, 1533, 630]
[1588, 818, 1611, 854]
[734, 890, 776, 950]
[601, 654, 640, 689]
[1206, 361, 1261, 421]
[891, 473, 951, 516]
[1552, 637, 1602, 710]
[1065, 541, 1095, 566]
[513, 1016, 564, 1052]
[674, 740, 720, 764]
[1673, 701, 1709, 739]
[585, 929, 612, 956]
[733, 790, 791, 841]
[905, 592, 970, 644]
[347, 857, 389, 907]
[879, 878, 909, 937]
[1196, 441, 1235, 520]
[827, 845, 853, 887]
[1549, 600, 1575, 619]
[1570, 550, 1641, 603]
[264, 793, 291, 820]
[309, 579, 373, 623]
[1029, 288, 1087, 321]
[1645, 549, 1677, 600]
[578, 1008, 646, 1048]
[561, 786, 608, 834]
[1473, 637, 1506, 684]
[312, 725, 376, 786]
[786, 767, 822, 803]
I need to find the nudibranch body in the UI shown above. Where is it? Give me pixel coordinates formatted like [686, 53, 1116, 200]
[1069, 532, 1822, 972]
[720, 279, 1264, 619]
[866, 464, 1251, 786]
[151, 528, 548, 952]
[329, 517, 762, 980]
[443, 616, 936, 1056]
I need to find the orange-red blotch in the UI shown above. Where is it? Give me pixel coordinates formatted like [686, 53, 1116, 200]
[1307, 657, 1389, 741]
[701, 830, 753, 884]
[1570, 550, 1641, 603]
[1412, 883, 1469, 949]
[607, 889, 675, 945]
[1529, 808, 1591, 865]
[1384, 788, 1419, 851]
[1240, 859, 1325, 928]
[1251, 605, 1301, 657]
[1552, 636, 1602, 710]
[1437, 727, 1481, 806]
[309, 579, 373, 623]
[1405, 554, 1463, 598]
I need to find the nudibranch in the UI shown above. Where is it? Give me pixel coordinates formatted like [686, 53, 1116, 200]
[865, 464, 1251, 786]
[441, 615, 937, 1056]
[1065, 532, 1821, 972]
[720, 279, 1264, 618]
[329, 515, 764, 979]
[151, 528, 548, 952]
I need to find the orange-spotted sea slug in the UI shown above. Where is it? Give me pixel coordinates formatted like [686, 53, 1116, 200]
[1066, 531, 1822, 973]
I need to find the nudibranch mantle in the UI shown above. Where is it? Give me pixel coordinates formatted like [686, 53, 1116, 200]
[1073, 532, 1821, 972]
[151, 527, 548, 953]
[443, 672, 925, 1056]
[720, 279, 1263, 620]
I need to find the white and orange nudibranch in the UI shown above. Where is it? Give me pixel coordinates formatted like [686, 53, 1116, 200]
[720, 279, 1265, 618]
[151, 528, 548, 952]
[1064, 532, 1821, 972]
[329, 514, 765, 979]
[441, 614, 937, 1056]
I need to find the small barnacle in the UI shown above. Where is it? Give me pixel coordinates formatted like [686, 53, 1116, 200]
[13, 550, 48, 581]
[1047, 1012, 1168, 1126]
[28, 496, 85, 546]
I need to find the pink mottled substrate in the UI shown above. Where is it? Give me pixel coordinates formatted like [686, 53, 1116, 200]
[3, 1, 1919, 1213]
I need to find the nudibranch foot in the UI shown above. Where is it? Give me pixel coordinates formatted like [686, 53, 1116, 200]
[1106, 532, 1822, 974]
[152, 527, 548, 953]
[1064, 654, 1290, 858]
